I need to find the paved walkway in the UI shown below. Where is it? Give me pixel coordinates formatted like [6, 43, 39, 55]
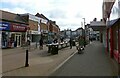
[51, 41, 118, 76]
[2, 44, 77, 76]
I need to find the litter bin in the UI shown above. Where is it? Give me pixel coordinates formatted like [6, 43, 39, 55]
[51, 44, 58, 55]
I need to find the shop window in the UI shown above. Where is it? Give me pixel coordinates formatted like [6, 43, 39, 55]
[2, 32, 8, 48]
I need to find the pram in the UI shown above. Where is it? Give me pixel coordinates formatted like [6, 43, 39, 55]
[76, 43, 84, 54]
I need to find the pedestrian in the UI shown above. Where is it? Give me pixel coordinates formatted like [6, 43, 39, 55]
[27, 37, 31, 50]
[39, 38, 43, 50]
[69, 38, 73, 49]
[14, 40, 17, 47]
[60, 37, 64, 42]
[78, 36, 85, 48]
[53, 38, 58, 43]
[27, 37, 31, 45]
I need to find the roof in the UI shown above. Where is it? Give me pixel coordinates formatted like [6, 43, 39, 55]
[76, 27, 83, 31]
[35, 13, 49, 20]
[107, 18, 120, 27]
[90, 21, 106, 26]
[90, 21, 106, 31]
[0, 10, 28, 24]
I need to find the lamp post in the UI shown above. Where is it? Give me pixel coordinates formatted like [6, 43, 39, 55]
[25, 27, 30, 67]
[82, 18, 85, 29]
[82, 18, 86, 47]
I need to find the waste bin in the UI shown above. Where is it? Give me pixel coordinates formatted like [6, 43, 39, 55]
[51, 44, 58, 55]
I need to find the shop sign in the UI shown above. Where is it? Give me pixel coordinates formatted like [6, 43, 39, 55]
[0, 22, 10, 31]
[31, 30, 40, 34]
[41, 18, 48, 24]
[11, 23, 27, 32]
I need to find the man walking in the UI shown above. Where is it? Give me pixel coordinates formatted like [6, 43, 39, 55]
[39, 38, 43, 50]
[69, 38, 73, 49]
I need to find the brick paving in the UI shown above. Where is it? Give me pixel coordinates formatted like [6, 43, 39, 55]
[2, 44, 77, 76]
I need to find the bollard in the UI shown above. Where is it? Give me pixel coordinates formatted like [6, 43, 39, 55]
[25, 49, 29, 67]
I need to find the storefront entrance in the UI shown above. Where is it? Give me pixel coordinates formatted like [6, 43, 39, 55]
[15, 34, 21, 47]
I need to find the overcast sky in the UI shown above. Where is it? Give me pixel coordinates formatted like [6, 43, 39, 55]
[1, 0, 103, 31]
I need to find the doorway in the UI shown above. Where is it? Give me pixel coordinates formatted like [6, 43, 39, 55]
[15, 34, 21, 47]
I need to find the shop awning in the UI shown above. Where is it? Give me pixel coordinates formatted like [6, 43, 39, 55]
[107, 18, 120, 27]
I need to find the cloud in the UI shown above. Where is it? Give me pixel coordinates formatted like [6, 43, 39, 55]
[1, 0, 103, 30]
[1, 7, 28, 14]
[48, 9, 66, 19]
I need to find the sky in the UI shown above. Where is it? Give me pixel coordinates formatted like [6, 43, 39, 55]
[0, 0, 103, 31]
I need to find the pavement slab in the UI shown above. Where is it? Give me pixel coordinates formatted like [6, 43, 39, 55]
[2, 45, 77, 76]
[51, 41, 118, 76]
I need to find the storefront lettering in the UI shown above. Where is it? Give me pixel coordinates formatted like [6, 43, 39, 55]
[0, 22, 10, 31]
[11, 24, 27, 32]
[31, 31, 39, 34]
[13, 25, 25, 30]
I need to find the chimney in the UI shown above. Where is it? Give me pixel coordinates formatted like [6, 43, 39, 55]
[93, 18, 97, 21]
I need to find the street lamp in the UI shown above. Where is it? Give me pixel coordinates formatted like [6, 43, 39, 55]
[82, 18, 85, 29]
[25, 27, 30, 67]
[82, 18, 86, 47]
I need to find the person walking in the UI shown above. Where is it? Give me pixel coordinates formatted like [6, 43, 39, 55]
[27, 37, 31, 50]
[78, 36, 85, 49]
[69, 38, 73, 49]
[39, 38, 43, 50]
[53, 38, 58, 43]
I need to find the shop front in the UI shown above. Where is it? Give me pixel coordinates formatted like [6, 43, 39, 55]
[107, 18, 120, 63]
[10, 23, 27, 48]
[0, 22, 10, 48]
[30, 30, 41, 42]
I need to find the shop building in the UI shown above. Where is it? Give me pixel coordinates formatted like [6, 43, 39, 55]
[36, 13, 60, 43]
[35, 13, 49, 43]
[107, 18, 120, 63]
[105, 0, 120, 63]
[20, 13, 41, 43]
[102, 0, 120, 63]
[0, 10, 28, 48]
[29, 14, 41, 42]
[50, 21, 60, 39]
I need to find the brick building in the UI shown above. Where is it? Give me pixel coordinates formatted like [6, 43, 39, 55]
[0, 10, 28, 48]
[20, 13, 41, 42]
